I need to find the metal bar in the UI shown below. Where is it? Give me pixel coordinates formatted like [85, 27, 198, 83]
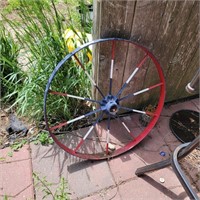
[135, 136, 199, 176]
[109, 40, 115, 95]
[49, 90, 100, 103]
[106, 115, 111, 155]
[171, 143, 199, 200]
[185, 69, 200, 94]
[74, 54, 105, 98]
[119, 82, 163, 102]
[74, 112, 103, 152]
[119, 106, 155, 116]
[49, 108, 101, 131]
[116, 54, 148, 98]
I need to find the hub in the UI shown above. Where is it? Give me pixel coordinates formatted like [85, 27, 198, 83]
[100, 95, 119, 115]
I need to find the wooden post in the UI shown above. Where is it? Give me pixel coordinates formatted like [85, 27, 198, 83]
[93, 0, 199, 105]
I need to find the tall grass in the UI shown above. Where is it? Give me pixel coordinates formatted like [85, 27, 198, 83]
[1, 0, 92, 122]
[0, 24, 25, 102]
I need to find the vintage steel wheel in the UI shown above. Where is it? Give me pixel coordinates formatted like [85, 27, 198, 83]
[44, 38, 165, 160]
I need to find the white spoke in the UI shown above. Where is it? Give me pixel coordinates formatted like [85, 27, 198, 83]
[122, 122, 131, 133]
[126, 68, 139, 84]
[133, 88, 149, 96]
[85, 71, 97, 86]
[67, 115, 85, 124]
[110, 59, 114, 79]
[67, 94, 85, 100]
[83, 126, 95, 140]
[68, 109, 101, 124]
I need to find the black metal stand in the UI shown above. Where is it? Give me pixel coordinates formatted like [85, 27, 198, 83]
[135, 136, 200, 200]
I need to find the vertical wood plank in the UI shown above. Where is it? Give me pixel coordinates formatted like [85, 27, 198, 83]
[164, 1, 199, 101]
[93, 0, 199, 106]
[175, 46, 199, 99]
[121, 0, 167, 108]
[100, 0, 136, 38]
[93, 0, 136, 100]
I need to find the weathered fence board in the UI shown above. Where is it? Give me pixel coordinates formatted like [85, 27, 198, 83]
[93, 0, 199, 106]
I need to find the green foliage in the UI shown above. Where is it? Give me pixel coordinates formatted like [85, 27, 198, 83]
[65, 0, 93, 33]
[7, 151, 13, 157]
[2, 0, 92, 122]
[3, 0, 52, 14]
[78, 0, 93, 33]
[3, 195, 9, 200]
[33, 173, 70, 200]
[0, 24, 25, 102]
[33, 131, 54, 146]
[3, 0, 21, 14]
[10, 139, 27, 151]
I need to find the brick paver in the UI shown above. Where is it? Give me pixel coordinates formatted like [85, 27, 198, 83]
[1, 98, 199, 200]
[0, 145, 34, 200]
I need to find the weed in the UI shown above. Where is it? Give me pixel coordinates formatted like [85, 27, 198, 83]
[1, 0, 90, 120]
[33, 131, 54, 146]
[33, 173, 70, 200]
[10, 139, 27, 151]
[7, 151, 13, 157]
[1, 0, 93, 127]
[3, 195, 9, 200]
[0, 157, 6, 161]
[2, 0, 21, 14]
[0, 23, 25, 102]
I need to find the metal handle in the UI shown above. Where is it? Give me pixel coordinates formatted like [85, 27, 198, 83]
[185, 69, 199, 94]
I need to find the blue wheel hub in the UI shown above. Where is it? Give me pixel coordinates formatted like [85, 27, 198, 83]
[100, 95, 119, 115]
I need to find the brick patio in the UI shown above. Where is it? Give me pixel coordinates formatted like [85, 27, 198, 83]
[0, 98, 199, 200]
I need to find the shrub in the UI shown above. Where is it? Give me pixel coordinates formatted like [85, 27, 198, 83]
[0, 24, 25, 103]
[2, 0, 92, 122]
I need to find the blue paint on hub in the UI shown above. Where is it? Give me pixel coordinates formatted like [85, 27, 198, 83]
[100, 95, 119, 115]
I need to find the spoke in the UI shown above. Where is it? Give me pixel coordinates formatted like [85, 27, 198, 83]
[109, 40, 116, 95]
[49, 108, 102, 131]
[116, 54, 148, 98]
[106, 114, 111, 155]
[112, 114, 135, 139]
[119, 106, 156, 117]
[74, 112, 103, 152]
[119, 82, 163, 102]
[74, 54, 105, 98]
[49, 90, 100, 103]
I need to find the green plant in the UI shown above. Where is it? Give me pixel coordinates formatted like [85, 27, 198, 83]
[0, 23, 25, 103]
[3, 195, 9, 200]
[7, 151, 13, 157]
[78, 0, 93, 33]
[33, 131, 54, 146]
[0, 157, 6, 161]
[2, 0, 21, 14]
[33, 173, 70, 200]
[2, 0, 92, 122]
[65, 0, 93, 33]
[10, 139, 27, 151]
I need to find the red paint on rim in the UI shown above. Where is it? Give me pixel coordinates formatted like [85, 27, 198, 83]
[45, 38, 166, 160]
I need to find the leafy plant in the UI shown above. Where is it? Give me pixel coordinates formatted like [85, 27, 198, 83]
[65, 0, 93, 33]
[33, 131, 54, 146]
[10, 139, 27, 151]
[33, 173, 70, 200]
[2, 0, 21, 14]
[0, 24, 25, 103]
[2, 0, 92, 122]
[3, 195, 9, 200]
[7, 151, 13, 157]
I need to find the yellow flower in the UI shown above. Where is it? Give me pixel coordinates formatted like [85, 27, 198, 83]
[63, 29, 92, 62]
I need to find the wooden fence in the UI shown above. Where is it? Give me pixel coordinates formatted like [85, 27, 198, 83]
[93, 0, 199, 107]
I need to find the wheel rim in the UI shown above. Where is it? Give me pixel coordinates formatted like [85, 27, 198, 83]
[44, 38, 165, 160]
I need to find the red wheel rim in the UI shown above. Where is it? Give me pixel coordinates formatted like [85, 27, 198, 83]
[44, 38, 165, 160]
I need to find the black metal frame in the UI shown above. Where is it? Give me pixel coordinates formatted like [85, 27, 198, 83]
[135, 136, 200, 200]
